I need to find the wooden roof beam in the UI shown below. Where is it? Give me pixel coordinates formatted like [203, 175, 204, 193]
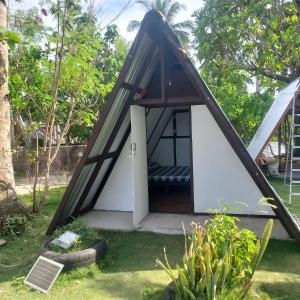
[135, 97, 203, 107]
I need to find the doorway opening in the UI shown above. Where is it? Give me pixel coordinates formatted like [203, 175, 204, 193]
[146, 106, 193, 213]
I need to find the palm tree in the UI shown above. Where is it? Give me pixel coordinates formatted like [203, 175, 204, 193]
[127, 0, 193, 45]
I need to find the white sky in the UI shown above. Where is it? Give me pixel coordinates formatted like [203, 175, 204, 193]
[8, 0, 203, 41]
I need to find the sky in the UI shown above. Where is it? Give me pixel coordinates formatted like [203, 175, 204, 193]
[8, 0, 204, 41]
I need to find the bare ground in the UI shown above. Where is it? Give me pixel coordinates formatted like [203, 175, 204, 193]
[15, 174, 70, 195]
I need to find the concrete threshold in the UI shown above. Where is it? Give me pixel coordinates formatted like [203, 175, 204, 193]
[81, 210, 291, 239]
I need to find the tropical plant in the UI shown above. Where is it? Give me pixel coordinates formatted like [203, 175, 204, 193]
[157, 215, 273, 300]
[127, 0, 193, 45]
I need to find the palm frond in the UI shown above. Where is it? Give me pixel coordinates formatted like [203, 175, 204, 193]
[154, 0, 172, 15]
[127, 20, 141, 32]
[173, 28, 190, 46]
[172, 20, 194, 31]
[135, 0, 152, 10]
[152, 0, 162, 11]
[166, 1, 185, 22]
[161, 0, 172, 14]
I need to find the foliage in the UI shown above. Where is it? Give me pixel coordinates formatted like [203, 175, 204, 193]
[194, 0, 300, 86]
[142, 287, 161, 300]
[200, 66, 273, 143]
[128, 0, 193, 45]
[9, 6, 128, 145]
[48, 218, 101, 253]
[0, 214, 30, 236]
[8, 2, 128, 209]
[193, 0, 300, 143]
[0, 27, 20, 49]
[157, 215, 273, 300]
[11, 275, 25, 291]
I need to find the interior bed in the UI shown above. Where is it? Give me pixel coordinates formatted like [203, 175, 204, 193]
[148, 165, 191, 185]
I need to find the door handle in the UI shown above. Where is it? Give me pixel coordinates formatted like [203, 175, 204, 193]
[130, 143, 136, 156]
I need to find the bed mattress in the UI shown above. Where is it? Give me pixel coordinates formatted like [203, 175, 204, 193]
[148, 166, 190, 182]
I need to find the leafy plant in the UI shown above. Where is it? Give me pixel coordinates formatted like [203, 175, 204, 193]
[157, 215, 273, 300]
[48, 218, 101, 253]
[0, 214, 30, 236]
[142, 287, 162, 300]
[0, 26, 20, 49]
[11, 276, 26, 290]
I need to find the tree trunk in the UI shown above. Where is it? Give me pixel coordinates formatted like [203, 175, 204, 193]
[32, 130, 40, 213]
[0, 0, 15, 188]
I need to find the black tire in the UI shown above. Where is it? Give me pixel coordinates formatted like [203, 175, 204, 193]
[39, 239, 107, 272]
[163, 281, 176, 300]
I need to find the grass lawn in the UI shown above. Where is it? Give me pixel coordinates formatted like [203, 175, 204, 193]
[0, 187, 300, 299]
[268, 176, 300, 219]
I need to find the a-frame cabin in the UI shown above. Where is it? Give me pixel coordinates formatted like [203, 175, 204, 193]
[47, 10, 300, 240]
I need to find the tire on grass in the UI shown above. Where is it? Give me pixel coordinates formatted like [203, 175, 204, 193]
[163, 281, 176, 300]
[39, 239, 107, 272]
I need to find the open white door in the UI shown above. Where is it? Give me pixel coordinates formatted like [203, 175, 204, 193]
[131, 105, 149, 226]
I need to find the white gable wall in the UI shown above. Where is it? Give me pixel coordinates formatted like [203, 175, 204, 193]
[94, 134, 133, 211]
[191, 105, 274, 215]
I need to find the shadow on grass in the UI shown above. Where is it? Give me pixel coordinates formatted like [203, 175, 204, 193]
[85, 272, 166, 300]
[258, 281, 300, 300]
[259, 239, 300, 276]
[100, 230, 184, 273]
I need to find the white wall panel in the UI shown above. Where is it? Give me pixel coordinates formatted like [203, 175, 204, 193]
[191, 105, 274, 215]
[94, 135, 133, 211]
[131, 106, 149, 226]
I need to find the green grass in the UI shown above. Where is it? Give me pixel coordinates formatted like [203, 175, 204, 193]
[0, 186, 300, 299]
[268, 176, 300, 219]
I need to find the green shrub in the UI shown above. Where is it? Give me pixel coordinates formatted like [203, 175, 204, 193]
[48, 218, 101, 253]
[0, 214, 31, 236]
[156, 214, 273, 300]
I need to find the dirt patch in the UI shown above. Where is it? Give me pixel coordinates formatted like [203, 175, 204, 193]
[15, 174, 70, 195]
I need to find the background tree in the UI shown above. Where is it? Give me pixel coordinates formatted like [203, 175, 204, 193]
[127, 0, 193, 45]
[8, 1, 128, 210]
[193, 0, 300, 143]
[0, 0, 16, 187]
[201, 65, 273, 143]
[194, 0, 300, 87]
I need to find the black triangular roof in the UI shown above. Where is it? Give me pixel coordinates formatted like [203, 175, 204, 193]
[47, 10, 300, 240]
